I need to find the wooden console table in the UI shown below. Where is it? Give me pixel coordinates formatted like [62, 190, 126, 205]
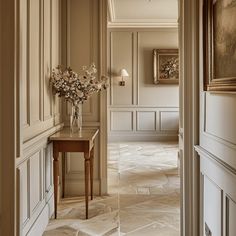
[50, 128, 99, 219]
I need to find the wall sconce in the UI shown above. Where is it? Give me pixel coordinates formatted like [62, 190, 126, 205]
[119, 69, 129, 86]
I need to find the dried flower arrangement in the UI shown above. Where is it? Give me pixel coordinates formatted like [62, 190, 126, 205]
[50, 63, 108, 105]
[50, 63, 108, 133]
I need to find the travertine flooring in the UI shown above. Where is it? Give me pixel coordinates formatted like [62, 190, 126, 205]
[43, 142, 180, 236]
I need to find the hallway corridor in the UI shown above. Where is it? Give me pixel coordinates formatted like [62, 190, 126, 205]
[43, 142, 180, 236]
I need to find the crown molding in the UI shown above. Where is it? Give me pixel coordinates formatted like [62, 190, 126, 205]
[108, 0, 115, 22]
[107, 0, 178, 28]
[107, 22, 178, 28]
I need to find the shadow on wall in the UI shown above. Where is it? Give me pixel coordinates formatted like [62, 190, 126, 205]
[141, 47, 155, 86]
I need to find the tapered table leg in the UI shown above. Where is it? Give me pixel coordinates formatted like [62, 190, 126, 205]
[62, 152, 66, 198]
[53, 144, 59, 219]
[84, 152, 90, 219]
[90, 147, 94, 200]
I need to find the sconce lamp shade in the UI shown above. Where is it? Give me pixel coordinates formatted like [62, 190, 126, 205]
[120, 69, 129, 77]
[119, 69, 129, 86]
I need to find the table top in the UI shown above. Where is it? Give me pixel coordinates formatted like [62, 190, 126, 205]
[49, 128, 99, 141]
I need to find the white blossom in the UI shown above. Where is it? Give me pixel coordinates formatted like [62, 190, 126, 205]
[50, 63, 108, 105]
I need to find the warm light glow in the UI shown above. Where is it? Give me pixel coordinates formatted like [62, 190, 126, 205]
[120, 69, 129, 77]
[119, 69, 129, 86]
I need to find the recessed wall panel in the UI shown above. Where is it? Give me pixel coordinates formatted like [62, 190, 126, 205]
[137, 111, 156, 131]
[66, 153, 84, 174]
[67, 0, 100, 123]
[19, 0, 63, 233]
[111, 111, 133, 131]
[45, 144, 52, 192]
[52, 0, 61, 124]
[204, 176, 222, 236]
[205, 93, 236, 144]
[43, 0, 52, 120]
[20, 0, 29, 127]
[138, 31, 179, 107]
[65, 139, 99, 182]
[110, 32, 133, 105]
[29, 0, 41, 124]
[160, 111, 179, 131]
[51, 0, 60, 68]
[227, 197, 236, 236]
[69, 0, 90, 71]
[30, 151, 41, 213]
[18, 162, 29, 225]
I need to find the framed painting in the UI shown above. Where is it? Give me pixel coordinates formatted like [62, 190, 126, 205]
[204, 0, 236, 91]
[153, 49, 179, 84]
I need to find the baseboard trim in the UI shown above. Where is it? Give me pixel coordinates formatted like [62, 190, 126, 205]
[108, 134, 178, 142]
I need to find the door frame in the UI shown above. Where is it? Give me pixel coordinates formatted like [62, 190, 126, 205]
[0, 0, 200, 235]
[179, 0, 200, 236]
[105, 0, 201, 236]
[99, 0, 108, 195]
[0, 0, 18, 235]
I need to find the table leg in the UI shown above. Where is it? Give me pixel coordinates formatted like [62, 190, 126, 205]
[84, 152, 90, 219]
[53, 144, 59, 219]
[90, 147, 94, 200]
[62, 152, 66, 198]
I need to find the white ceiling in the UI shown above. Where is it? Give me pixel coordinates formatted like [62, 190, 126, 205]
[108, 0, 178, 28]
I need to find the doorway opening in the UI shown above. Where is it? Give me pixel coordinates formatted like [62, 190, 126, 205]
[107, 0, 181, 235]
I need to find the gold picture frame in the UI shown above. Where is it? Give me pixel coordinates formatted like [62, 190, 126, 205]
[153, 49, 179, 84]
[204, 0, 236, 91]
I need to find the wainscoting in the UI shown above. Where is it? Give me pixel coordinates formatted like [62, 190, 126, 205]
[108, 29, 179, 141]
[109, 107, 179, 141]
[17, 140, 55, 236]
[17, 0, 63, 235]
[196, 146, 236, 236]
[61, 0, 107, 197]
[14, 0, 108, 234]
[196, 92, 236, 236]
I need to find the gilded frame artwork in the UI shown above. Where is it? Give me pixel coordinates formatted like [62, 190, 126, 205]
[204, 0, 236, 91]
[153, 49, 179, 84]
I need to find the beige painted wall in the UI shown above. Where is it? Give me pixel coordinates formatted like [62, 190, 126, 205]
[16, 0, 64, 235]
[63, 0, 107, 196]
[108, 28, 179, 141]
[197, 0, 236, 235]
[0, 1, 17, 234]
[198, 93, 236, 236]
[1, 0, 107, 234]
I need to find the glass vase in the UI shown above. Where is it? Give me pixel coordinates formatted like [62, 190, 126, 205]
[70, 103, 82, 134]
